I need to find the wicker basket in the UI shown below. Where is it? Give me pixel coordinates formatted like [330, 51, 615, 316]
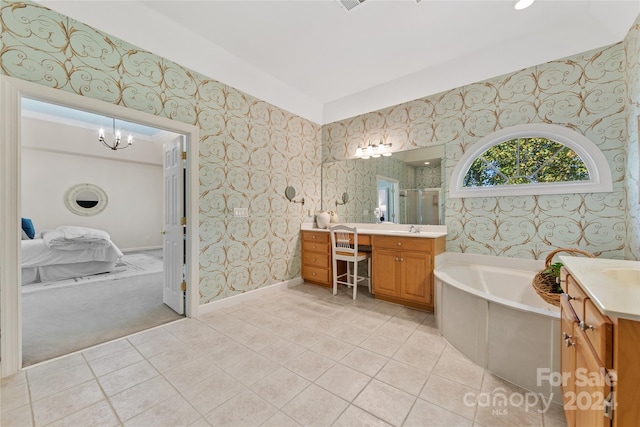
[532, 248, 595, 307]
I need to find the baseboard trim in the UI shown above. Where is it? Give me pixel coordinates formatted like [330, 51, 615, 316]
[121, 246, 163, 253]
[197, 277, 304, 316]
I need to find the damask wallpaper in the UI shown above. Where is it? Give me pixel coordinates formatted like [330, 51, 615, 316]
[624, 15, 640, 261]
[323, 38, 635, 260]
[0, 0, 322, 304]
[2, 0, 638, 313]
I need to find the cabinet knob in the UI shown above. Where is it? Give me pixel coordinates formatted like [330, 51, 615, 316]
[400, 257, 404, 262]
[564, 338, 575, 347]
[562, 332, 572, 340]
[566, 294, 576, 301]
[312, 235, 317, 239]
[397, 242, 402, 246]
[395, 257, 399, 261]
[579, 321, 594, 331]
[312, 272, 316, 276]
[312, 257, 317, 262]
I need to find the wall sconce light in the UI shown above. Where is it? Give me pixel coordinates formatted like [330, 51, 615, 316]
[335, 192, 350, 206]
[355, 139, 392, 159]
[285, 186, 305, 204]
[99, 118, 133, 151]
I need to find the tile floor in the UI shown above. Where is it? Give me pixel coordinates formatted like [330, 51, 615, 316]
[1, 283, 567, 427]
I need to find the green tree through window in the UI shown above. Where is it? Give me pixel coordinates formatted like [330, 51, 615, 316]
[463, 137, 589, 188]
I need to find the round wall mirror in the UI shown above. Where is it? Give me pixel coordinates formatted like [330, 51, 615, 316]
[285, 186, 296, 202]
[64, 183, 108, 216]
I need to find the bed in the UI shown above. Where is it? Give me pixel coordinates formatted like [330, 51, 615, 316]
[21, 226, 123, 285]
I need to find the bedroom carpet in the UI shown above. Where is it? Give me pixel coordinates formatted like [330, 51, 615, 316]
[22, 271, 183, 366]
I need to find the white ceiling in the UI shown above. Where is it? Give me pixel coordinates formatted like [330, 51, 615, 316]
[35, 0, 639, 125]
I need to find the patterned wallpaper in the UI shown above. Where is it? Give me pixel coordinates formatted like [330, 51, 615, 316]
[624, 15, 640, 261]
[415, 165, 442, 189]
[323, 43, 631, 260]
[1, 0, 322, 303]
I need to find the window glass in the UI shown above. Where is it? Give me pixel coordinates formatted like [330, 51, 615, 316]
[463, 137, 589, 188]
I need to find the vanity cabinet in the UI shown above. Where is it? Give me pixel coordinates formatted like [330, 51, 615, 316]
[301, 231, 332, 287]
[560, 270, 640, 427]
[371, 235, 445, 310]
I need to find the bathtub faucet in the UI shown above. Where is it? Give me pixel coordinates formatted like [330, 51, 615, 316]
[408, 225, 421, 233]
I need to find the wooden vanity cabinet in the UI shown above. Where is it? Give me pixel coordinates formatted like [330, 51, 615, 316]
[371, 235, 445, 310]
[300, 230, 332, 287]
[300, 230, 445, 311]
[560, 270, 640, 427]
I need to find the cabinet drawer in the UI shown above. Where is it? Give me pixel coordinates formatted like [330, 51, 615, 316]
[302, 241, 329, 253]
[583, 299, 613, 368]
[302, 252, 330, 268]
[302, 232, 329, 243]
[302, 265, 330, 284]
[565, 275, 588, 320]
[373, 235, 432, 252]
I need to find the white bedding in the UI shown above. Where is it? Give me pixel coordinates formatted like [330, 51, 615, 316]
[21, 227, 123, 285]
[21, 237, 123, 269]
[42, 226, 112, 250]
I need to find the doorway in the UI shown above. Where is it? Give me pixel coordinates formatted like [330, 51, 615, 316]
[376, 176, 399, 223]
[20, 99, 186, 366]
[0, 75, 200, 377]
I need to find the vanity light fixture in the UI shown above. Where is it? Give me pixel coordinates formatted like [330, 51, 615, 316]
[356, 139, 392, 159]
[99, 118, 132, 151]
[514, 0, 535, 10]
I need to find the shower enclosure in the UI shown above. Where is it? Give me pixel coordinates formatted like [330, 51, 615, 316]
[399, 188, 441, 225]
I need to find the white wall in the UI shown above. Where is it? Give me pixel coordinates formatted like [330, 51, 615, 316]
[21, 116, 167, 251]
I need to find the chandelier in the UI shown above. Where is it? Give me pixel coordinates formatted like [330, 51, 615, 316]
[99, 118, 133, 151]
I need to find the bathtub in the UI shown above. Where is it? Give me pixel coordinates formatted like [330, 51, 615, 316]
[434, 252, 561, 402]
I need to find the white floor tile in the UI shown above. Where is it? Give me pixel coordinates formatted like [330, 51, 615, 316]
[8, 284, 558, 427]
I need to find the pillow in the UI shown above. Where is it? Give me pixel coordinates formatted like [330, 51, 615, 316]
[21, 217, 35, 239]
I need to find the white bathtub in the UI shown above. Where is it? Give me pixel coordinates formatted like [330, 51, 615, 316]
[434, 252, 561, 402]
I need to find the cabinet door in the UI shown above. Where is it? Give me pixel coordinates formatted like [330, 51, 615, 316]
[372, 249, 400, 297]
[400, 251, 431, 304]
[561, 296, 577, 426]
[574, 329, 612, 427]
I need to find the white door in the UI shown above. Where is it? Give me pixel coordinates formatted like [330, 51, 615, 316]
[163, 136, 184, 314]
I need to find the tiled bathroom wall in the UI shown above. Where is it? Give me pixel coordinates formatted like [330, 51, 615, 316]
[1, 0, 322, 303]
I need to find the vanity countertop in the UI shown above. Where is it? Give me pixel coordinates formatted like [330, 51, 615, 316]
[300, 222, 447, 238]
[560, 256, 640, 322]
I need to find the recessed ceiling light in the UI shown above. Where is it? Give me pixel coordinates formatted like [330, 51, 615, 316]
[514, 0, 535, 10]
[424, 161, 430, 165]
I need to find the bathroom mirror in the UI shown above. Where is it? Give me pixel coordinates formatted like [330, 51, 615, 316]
[285, 185, 305, 204]
[285, 186, 296, 201]
[64, 183, 108, 216]
[336, 192, 350, 206]
[321, 145, 444, 224]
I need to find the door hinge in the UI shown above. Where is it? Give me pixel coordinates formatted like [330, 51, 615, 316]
[180, 216, 186, 226]
[181, 151, 187, 160]
[180, 281, 187, 292]
[603, 391, 614, 420]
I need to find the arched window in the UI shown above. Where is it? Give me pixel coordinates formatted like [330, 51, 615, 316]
[449, 124, 612, 198]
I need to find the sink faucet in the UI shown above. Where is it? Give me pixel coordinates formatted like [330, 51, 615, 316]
[408, 225, 421, 233]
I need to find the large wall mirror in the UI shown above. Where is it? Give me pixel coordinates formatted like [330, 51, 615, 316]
[64, 183, 108, 216]
[321, 145, 445, 225]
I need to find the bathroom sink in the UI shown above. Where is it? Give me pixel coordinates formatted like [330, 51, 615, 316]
[601, 268, 640, 286]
